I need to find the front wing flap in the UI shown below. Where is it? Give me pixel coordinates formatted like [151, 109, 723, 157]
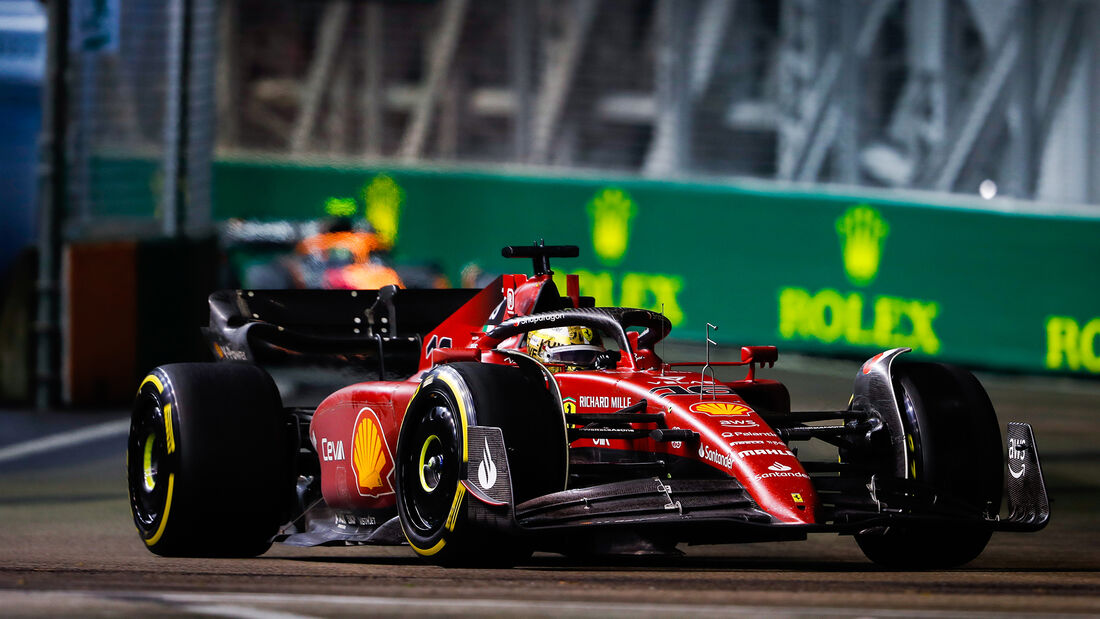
[461, 422, 1050, 539]
[999, 422, 1050, 531]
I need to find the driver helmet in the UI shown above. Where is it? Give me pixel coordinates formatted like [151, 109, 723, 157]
[527, 326, 605, 371]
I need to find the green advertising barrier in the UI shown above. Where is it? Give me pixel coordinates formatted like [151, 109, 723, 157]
[207, 158, 1094, 377]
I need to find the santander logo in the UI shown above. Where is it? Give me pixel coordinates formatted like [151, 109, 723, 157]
[698, 443, 734, 469]
[767, 461, 792, 472]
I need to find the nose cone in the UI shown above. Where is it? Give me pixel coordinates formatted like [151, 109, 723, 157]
[712, 443, 818, 524]
[690, 411, 818, 525]
[741, 459, 818, 524]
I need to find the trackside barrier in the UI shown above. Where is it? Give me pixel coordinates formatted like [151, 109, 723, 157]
[63, 238, 217, 404]
[96, 156, 1100, 377]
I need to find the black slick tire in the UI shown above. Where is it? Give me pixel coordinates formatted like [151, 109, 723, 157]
[127, 362, 291, 557]
[395, 362, 567, 567]
[855, 362, 1003, 569]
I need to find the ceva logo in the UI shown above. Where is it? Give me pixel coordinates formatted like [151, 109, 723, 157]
[836, 204, 889, 287]
[588, 187, 636, 266]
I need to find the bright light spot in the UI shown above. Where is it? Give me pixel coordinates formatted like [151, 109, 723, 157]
[979, 179, 997, 200]
[325, 196, 357, 217]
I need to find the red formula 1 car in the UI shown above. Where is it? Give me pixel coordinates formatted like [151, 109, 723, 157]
[127, 243, 1049, 568]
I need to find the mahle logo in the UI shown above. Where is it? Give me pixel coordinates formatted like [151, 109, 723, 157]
[363, 174, 403, 246]
[588, 187, 636, 266]
[836, 204, 889, 287]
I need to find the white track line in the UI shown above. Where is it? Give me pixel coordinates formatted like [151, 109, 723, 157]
[146, 592, 1092, 618]
[185, 604, 319, 619]
[0, 418, 129, 464]
[0, 590, 1090, 618]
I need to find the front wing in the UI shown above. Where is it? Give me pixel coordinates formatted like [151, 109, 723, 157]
[462, 423, 1050, 542]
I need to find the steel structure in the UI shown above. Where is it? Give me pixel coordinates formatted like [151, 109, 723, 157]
[216, 0, 1100, 205]
[35, 0, 1100, 406]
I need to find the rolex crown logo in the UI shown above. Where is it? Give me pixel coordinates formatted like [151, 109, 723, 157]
[588, 187, 637, 266]
[363, 173, 403, 247]
[352, 416, 386, 491]
[836, 204, 889, 287]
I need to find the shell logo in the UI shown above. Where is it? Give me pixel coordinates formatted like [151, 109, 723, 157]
[352, 413, 387, 493]
[689, 401, 751, 416]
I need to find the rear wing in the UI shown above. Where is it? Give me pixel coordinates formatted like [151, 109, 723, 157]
[202, 285, 479, 379]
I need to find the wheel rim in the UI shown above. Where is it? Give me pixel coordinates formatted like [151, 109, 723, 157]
[418, 434, 443, 492]
[900, 389, 923, 480]
[400, 391, 462, 536]
[142, 431, 158, 492]
[128, 393, 170, 530]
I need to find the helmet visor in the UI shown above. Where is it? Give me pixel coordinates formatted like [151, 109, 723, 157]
[545, 344, 603, 367]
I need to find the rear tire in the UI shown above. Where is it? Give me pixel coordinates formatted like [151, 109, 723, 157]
[127, 363, 291, 557]
[395, 362, 566, 567]
[855, 363, 1003, 569]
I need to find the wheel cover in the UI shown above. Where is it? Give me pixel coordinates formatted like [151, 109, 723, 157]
[418, 434, 443, 492]
[400, 393, 461, 537]
[128, 394, 170, 530]
[142, 431, 157, 492]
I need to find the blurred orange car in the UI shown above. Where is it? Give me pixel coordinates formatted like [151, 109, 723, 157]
[294, 230, 403, 290]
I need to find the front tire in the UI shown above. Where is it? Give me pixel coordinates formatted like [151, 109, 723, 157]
[127, 363, 291, 557]
[855, 363, 1003, 569]
[395, 362, 567, 566]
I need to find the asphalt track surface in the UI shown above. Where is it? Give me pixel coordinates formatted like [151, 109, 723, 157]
[1, 349, 1098, 617]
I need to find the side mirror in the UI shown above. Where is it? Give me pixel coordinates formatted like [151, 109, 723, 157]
[593, 350, 621, 370]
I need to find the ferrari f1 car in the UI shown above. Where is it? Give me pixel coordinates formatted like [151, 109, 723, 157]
[127, 243, 1049, 568]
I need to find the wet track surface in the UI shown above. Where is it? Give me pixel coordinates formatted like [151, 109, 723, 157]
[1, 351, 1098, 617]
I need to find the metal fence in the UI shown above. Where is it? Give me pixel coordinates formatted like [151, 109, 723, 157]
[64, 0, 215, 238]
[215, 0, 1100, 206]
[34, 0, 1100, 406]
[54, 0, 1100, 240]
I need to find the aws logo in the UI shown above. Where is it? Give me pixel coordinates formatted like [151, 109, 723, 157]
[321, 173, 404, 247]
[689, 402, 750, 416]
[778, 204, 942, 355]
[351, 407, 395, 497]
